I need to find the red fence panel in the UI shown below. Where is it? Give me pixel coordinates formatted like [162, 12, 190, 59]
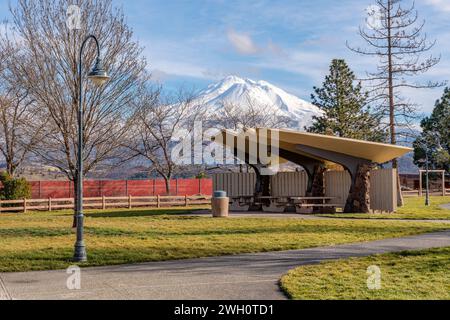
[126, 180, 153, 196]
[84, 180, 101, 198]
[22, 179, 213, 199]
[100, 181, 126, 197]
[35, 181, 71, 199]
[176, 179, 196, 195]
[200, 179, 213, 195]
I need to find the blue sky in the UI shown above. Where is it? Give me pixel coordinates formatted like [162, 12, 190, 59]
[1, 0, 449, 114]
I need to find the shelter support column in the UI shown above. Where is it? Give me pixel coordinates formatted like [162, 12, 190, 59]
[295, 144, 374, 213]
[278, 149, 323, 195]
[309, 165, 326, 197]
[344, 163, 375, 213]
[310, 164, 327, 213]
[249, 164, 271, 209]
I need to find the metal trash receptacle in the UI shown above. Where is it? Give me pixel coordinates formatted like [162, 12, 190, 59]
[212, 191, 229, 218]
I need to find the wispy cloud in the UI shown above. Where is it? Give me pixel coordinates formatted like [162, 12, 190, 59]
[227, 29, 260, 55]
[88, 0, 449, 114]
[424, 0, 450, 12]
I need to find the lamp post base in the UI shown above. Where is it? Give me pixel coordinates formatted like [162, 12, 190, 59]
[73, 242, 87, 262]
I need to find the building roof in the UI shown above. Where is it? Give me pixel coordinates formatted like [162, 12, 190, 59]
[216, 128, 412, 165]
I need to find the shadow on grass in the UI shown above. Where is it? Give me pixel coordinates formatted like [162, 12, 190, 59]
[2, 222, 443, 239]
[84, 208, 206, 218]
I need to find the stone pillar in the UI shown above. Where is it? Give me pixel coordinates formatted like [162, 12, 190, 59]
[310, 165, 326, 197]
[344, 164, 374, 213]
[309, 165, 327, 213]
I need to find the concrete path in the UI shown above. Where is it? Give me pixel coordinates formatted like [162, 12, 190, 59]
[1, 230, 450, 300]
[193, 210, 450, 223]
[441, 203, 450, 210]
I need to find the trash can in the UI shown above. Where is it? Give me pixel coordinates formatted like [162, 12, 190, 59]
[212, 191, 229, 218]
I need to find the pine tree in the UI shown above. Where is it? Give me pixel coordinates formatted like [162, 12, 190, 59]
[413, 88, 450, 173]
[307, 59, 386, 142]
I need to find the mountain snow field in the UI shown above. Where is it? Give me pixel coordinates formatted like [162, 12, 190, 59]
[195, 76, 322, 129]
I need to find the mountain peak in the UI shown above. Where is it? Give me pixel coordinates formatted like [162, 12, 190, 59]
[197, 76, 322, 129]
[222, 75, 246, 83]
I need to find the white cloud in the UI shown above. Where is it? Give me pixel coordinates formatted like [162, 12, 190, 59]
[425, 0, 450, 12]
[227, 29, 260, 55]
[150, 59, 211, 79]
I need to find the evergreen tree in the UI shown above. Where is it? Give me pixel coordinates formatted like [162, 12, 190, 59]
[307, 59, 386, 142]
[414, 88, 450, 173]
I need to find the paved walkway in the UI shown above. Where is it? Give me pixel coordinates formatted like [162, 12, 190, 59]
[193, 210, 450, 223]
[1, 230, 450, 300]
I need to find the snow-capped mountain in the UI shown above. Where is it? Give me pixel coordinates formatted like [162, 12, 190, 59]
[196, 75, 321, 129]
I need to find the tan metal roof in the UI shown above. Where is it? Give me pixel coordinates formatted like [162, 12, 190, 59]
[217, 128, 412, 164]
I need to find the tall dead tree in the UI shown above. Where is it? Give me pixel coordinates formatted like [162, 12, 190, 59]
[2, 0, 147, 224]
[347, 0, 444, 168]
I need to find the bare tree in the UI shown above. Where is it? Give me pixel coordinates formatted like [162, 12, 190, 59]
[1, 0, 148, 226]
[2, 0, 147, 195]
[127, 88, 205, 194]
[214, 94, 291, 130]
[347, 0, 445, 168]
[0, 27, 46, 176]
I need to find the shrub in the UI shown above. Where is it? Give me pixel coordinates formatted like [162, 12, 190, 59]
[196, 172, 208, 179]
[0, 172, 32, 200]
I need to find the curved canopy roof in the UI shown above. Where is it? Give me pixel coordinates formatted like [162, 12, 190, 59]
[216, 128, 412, 166]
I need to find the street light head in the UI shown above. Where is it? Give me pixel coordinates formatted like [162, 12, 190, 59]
[88, 58, 110, 86]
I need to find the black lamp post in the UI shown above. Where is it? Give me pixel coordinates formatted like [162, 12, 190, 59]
[424, 143, 430, 207]
[74, 35, 110, 262]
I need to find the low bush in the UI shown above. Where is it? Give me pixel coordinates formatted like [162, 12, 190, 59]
[0, 172, 32, 200]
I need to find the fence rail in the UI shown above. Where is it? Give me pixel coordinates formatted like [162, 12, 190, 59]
[403, 189, 449, 197]
[0, 195, 212, 213]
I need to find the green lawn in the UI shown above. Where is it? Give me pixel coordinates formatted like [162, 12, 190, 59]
[0, 206, 449, 272]
[281, 247, 450, 300]
[319, 196, 450, 220]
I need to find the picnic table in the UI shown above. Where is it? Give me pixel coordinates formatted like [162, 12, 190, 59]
[258, 196, 290, 213]
[289, 197, 340, 214]
[230, 196, 254, 212]
[229, 195, 342, 214]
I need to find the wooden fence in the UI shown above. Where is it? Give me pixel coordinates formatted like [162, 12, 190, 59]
[213, 173, 256, 197]
[0, 195, 212, 213]
[271, 172, 309, 197]
[212, 172, 309, 198]
[403, 189, 450, 197]
[370, 169, 398, 213]
[324, 171, 352, 207]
